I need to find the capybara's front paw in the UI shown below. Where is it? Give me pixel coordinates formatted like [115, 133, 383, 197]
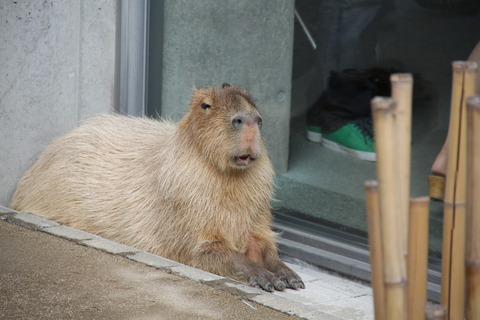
[274, 266, 305, 290]
[247, 270, 287, 292]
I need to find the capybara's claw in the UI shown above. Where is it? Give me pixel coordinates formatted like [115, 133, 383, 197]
[273, 279, 286, 291]
[274, 266, 305, 290]
[250, 271, 285, 292]
[289, 279, 305, 290]
[252, 281, 274, 292]
[265, 284, 274, 292]
[279, 275, 304, 289]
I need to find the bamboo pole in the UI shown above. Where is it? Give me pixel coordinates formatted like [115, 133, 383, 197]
[441, 61, 466, 316]
[390, 73, 413, 261]
[466, 95, 480, 320]
[372, 97, 407, 320]
[407, 196, 430, 320]
[441, 61, 478, 320]
[364, 180, 385, 320]
[425, 305, 447, 320]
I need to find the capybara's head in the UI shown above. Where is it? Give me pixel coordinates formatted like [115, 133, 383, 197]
[179, 83, 266, 172]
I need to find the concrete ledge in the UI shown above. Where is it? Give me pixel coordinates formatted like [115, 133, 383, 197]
[222, 281, 265, 295]
[251, 294, 336, 320]
[0, 205, 17, 214]
[81, 238, 140, 255]
[0, 209, 59, 229]
[126, 250, 183, 269]
[44, 225, 100, 241]
[169, 264, 225, 283]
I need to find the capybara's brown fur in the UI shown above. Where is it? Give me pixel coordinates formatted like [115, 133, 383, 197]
[11, 84, 304, 291]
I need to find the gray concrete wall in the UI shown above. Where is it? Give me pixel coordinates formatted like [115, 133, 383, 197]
[159, 0, 294, 173]
[0, 0, 118, 206]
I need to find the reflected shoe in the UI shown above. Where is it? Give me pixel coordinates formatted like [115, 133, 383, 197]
[306, 118, 376, 162]
[306, 125, 322, 143]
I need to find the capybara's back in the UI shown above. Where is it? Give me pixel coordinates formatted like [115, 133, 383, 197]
[11, 84, 304, 291]
[11, 115, 179, 252]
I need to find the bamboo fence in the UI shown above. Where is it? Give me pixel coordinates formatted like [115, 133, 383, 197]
[390, 73, 413, 258]
[367, 73, 430, 319]
[466, 95, 480, 320]
[371, 96, 408, 320]
[366, 61, 480, 319]
[365, 180, 385, 320]
[441, 61, 477, 320]
[407, 197, 429, 320]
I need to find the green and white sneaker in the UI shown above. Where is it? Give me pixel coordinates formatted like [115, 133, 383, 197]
[306, 118, 376, 162]
[306, 125, 322, 143]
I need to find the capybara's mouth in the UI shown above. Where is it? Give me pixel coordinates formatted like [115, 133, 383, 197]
[234, 154, 255, 167]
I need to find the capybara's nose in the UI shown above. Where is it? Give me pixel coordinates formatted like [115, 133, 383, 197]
[232, 115, 262, 129]
[232, 116, 246, 128]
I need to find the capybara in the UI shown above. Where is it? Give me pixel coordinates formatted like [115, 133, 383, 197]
[11, 84, 305, 291]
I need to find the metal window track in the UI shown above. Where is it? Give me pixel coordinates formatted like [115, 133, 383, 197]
[272, 210, 442, 303]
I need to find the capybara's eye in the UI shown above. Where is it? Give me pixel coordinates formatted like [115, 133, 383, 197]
[257, 117, 263, 127]
[201, 103, 211, 110]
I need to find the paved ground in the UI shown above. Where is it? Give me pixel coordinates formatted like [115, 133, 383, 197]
[0, 220, 298, 320]
[0, 208, 373, 319]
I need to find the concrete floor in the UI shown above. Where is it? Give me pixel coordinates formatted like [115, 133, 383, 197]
[0, 219, 297, 320]
[1, 209, 375, 320]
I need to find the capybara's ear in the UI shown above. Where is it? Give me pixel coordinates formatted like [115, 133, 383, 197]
[222, 83, 232, 88]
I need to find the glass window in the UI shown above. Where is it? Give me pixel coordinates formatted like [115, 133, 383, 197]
[280, 0, 479, 266]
